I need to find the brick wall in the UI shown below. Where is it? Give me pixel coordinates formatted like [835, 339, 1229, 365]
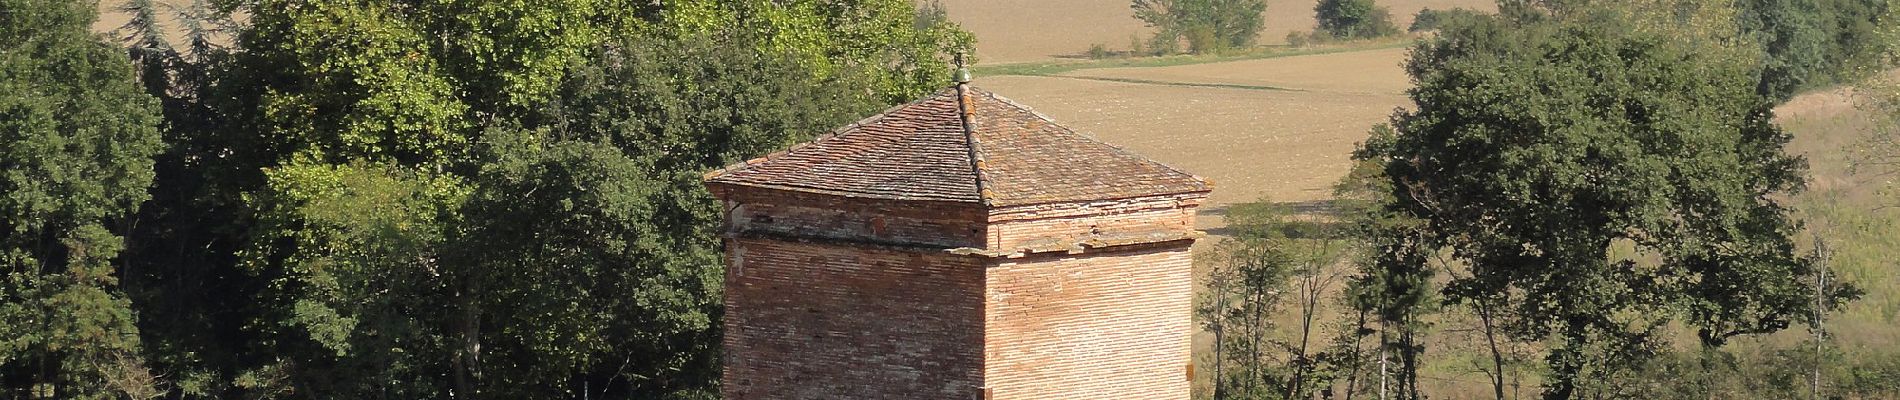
[982, 243, 1195, 399]
[986, 193, 1203, 252]
[722, 236, 987, 400]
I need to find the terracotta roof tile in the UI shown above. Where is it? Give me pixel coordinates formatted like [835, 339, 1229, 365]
[706, 85, 1209, 207]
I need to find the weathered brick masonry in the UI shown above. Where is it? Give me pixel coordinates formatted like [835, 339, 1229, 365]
[722, 236, 987, 399]
[706, 81, 1210, 400]
[984, 245, 1195, 399]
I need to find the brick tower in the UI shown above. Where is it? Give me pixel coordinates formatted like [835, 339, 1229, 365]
[703, 75, 1210, 399]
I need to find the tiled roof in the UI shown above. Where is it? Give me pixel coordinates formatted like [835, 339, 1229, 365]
[705, 85, 1210, 207]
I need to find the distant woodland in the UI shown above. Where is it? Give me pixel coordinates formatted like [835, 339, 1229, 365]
[1, 0, 1896, 399]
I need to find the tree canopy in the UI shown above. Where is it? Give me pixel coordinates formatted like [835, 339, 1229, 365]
[1314, 0, 1399, 39]
[84, 0, 969, 397]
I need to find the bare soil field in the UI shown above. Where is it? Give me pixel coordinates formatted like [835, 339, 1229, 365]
[937, 0, 1495, 63]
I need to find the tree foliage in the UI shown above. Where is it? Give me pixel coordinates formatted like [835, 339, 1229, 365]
[1197, 200, 1357, 400]
[1132, 0, 1267, 54]
[652, 0, 975, 103]
[1736, 0, 1891, 101]
[1865, 7, 1900, 204]
[1197, 219, 1295, 399]
[1739, 0, 1832, 101]
[1515, 0, 1890, 101]
[0, 0, 166, 397]
[70, 0, 971, 397]
[1336, 126, 1436, 400]
[1408, 7, 1484, 33]
[1358, 9, 1856, 399]
[1314, 0, 1399, 40]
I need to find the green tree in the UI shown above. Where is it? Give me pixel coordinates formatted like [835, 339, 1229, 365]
[1314, 0, 1399, 40]
[1735, 0, 1892, 101]
[463, 33, 878, 397]
[1814, 0, 1891, 84]
[1337, 126, 1436, 400]
[1133, 0, 1267, 54]
[1408, 7, 1484, 33]
[1358, 9, 1855, 399]
[1196, 199, 1351, 400]
[0, 0, 165, 397]
[1865, 5, 1900, 205]
[1739, 0, 1831, 101]
[653, 0, 975, 103]
[1522, 0, 1888, 102]
[103, 0, 966, 396]
[212, 0, 628, 395]
[1197, 202, 1296, 400]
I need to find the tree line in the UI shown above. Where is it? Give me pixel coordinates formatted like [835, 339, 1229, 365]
[1, 0, 970, 397]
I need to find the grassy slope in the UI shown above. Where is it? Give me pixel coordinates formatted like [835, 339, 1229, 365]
[1778, 90, 1899, 352]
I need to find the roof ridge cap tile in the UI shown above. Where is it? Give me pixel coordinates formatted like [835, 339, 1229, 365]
[955, 83, 995, 206]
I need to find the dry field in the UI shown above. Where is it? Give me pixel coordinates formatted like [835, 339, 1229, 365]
[974, 47, 1416, 229]
[938, 0, 1495, 63]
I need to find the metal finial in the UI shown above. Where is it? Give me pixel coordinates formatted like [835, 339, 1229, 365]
[954, 53, 972, 84]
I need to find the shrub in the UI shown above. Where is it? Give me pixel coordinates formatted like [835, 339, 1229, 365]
[1286, 31, 1311, 47]
[1184, 24, 1223, 54]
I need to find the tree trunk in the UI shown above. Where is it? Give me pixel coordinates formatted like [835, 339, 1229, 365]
[1547, 326, 1586, 400]
[1290, 286, 1318, 400]
[452, 270, 482, 398]
[1477, 297, 1506, 400]
[1344, 310, 1368, 400]
[1211, 288, 1228, 400]
[1378, 320, 1389, 400]
[1401, 326, 1420, 400]
[1812, 237, 1828, 400]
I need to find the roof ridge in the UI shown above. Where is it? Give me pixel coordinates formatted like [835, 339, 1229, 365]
[702, 89, 958, 181]
[954, 82, 995, 206]
[973, 87, 1213, 189]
